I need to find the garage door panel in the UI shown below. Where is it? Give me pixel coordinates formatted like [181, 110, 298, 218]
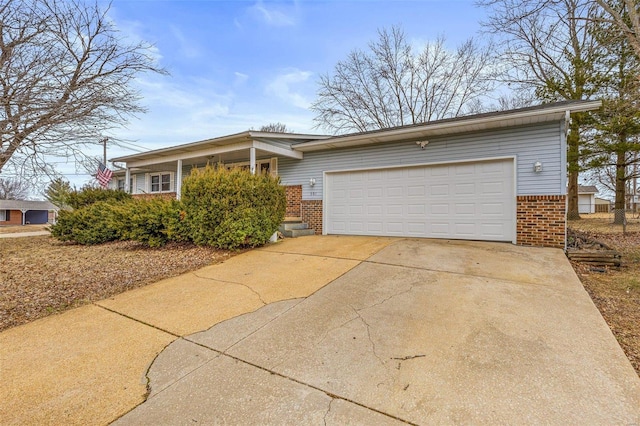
[430, 203, 450, 215]
[387, 186, 403, 197]
[431, 184, 450, 196]
[431, 222, 451, 235]
[326, 159, 514, 241]
[482, 181, 506, 194]
[455, 183, 476, 195]
[481, 202, 507, 216]
[408, 185, 426, 196]
[454, 203, 477, 215]
[408, 204, 425, 215]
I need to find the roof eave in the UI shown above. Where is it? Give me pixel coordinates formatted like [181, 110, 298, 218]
[294, 100, 602, 152]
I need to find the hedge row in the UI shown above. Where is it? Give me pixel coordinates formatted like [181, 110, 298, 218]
[50, 167, 286, 250]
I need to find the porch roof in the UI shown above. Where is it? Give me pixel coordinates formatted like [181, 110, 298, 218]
[0, 200, 59, 211]
[110, 131, 330, 168]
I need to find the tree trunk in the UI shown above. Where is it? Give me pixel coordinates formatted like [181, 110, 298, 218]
[567, 118, 581, 220]
[613, 148, 627, 224]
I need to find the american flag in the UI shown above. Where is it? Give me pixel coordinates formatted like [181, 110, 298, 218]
[96, 162, 113, 188]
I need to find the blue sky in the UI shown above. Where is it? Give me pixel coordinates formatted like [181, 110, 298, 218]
[68, 0, 489, 186]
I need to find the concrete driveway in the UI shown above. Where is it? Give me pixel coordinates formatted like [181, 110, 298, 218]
[114, 238, 640, 425]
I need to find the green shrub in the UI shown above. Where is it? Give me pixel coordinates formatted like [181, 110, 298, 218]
[182, 166, 286, 250]
[50, 201, 127, 245]
[124, 198, 188, 247]
[67, 186, 131, 209]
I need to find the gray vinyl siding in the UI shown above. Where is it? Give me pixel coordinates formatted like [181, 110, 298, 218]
[279, 122, 565, 200]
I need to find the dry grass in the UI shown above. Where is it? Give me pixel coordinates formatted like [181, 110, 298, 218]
[0, 236, 233, 332]
[0, 224, 50, 234]
[568, 212, 640, 376]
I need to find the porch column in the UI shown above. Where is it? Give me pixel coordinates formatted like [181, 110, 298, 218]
[176, 159, 183, 200]
[125, 168, 131, 193]
[20, 209, 27, 225]
[249, 147, 256, 175]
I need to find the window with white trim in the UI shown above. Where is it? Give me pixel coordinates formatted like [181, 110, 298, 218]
[150, 173, 172, 193]
[0, 210, 6, 221]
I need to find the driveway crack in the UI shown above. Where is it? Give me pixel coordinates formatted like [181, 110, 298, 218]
[323, 398, 334, 426]
[350, 305, 385, 367]
[192, 272, 267, 305]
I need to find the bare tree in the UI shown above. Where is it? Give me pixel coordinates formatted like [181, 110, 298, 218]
[0, 0, 166, 178]
[479, 0, 605, 220]
[0, 177, 29, 199]
[259, 122, 291, 133]
[311, 26, 496, 134]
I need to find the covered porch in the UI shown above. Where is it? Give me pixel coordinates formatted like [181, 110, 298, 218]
[111, 131, 325, 200]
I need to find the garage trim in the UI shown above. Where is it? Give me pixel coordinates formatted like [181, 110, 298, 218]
[323, 156, 517, 243]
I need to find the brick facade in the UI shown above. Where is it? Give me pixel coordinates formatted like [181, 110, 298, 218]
[285, 185, 302, 218]
[0, 210, 23, 226]
[516, 195, 566, 249]
[301, 200, 323, 235]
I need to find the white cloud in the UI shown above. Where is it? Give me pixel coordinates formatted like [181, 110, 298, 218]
[234, 72, 249, 86]
[265, 69, 313, 109]
[248, 0, 297, 27]
[169, 25, 201, 59]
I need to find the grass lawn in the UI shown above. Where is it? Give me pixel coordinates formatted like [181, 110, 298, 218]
[568, 212, 640, 376]
[0, 224, 50, 234]
[0, 236, 232, 332]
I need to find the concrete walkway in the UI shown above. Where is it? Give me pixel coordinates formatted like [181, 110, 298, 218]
[0, 235, 394, 425]
[1, 237, 639, 424]
[0, 230, 50, 238]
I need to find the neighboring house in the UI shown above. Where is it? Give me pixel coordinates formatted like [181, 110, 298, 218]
[0, 200, 59, 226]
[110, 100, 601, 249]
[578, 185, 598, 214]
[595, 197, 611, 213]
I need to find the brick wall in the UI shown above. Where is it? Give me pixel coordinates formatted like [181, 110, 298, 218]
[132, 192, 177, 201]
[516, 195, 566, 249]
[284, 185, 302, 218]
[0, 210, 23, 226]
[301, 200, 323, 235]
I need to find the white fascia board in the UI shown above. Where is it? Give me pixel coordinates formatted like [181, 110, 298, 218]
[124, 140, 302, 168]
[253, 140, 303, 159]
[127, 141, 254, 168]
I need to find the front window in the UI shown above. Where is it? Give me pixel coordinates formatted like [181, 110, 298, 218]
[117, 179, 125, 192]
[150, 173, 172, 193]
[0, 210, 6, 221]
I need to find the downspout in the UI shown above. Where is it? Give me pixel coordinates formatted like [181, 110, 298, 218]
[564, 110, 571, 251]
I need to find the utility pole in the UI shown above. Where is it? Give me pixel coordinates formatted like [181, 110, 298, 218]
[101, 137, 109, 165]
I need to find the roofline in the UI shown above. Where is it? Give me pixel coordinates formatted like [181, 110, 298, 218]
[110, 130, 330, 163]
[294, 100, 602, 152]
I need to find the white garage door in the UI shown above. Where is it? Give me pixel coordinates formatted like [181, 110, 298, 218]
[325, 159, 515, 242]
